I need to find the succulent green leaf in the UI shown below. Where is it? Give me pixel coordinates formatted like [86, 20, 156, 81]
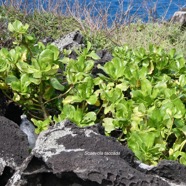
[50, 78, 65, 91]
[0, 58, 8, 72]
[17, 61, 36, 73]
[32, 116, 52, 134]
[87, 51, 100, 60]
[5, 75, 18, 85]
[87, 95, 97, 105]
[179, 75, 186, 88]
[81, 112, 96, 126]
[47, 45, 59, 61]
[86, 41, 91, 52]
[84, 60, 94, 72]
[8, 22, 15, 32]
[102, 118, 116, 133]
[101, 57, 125, 80]
[63, 95, 82, 104]
[38, 49, 54, 67]
[8, 20, 29, 33]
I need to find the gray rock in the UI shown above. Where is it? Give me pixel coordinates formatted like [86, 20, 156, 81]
[92, 49, 113, 77]
[51, 31, 83, 52]
[171, 10, 186, 27]
[0, 116, 29, 185]
[96, 49, 113, 64]
[7, 120, 180, 186]
[148, 160, 186, 184]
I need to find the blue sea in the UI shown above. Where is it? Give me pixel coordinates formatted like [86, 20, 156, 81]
[1, 0, 186, 24]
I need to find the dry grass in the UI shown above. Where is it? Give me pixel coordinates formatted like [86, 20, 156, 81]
[112, 21, 186, 54]
[0, 0, 186, 56]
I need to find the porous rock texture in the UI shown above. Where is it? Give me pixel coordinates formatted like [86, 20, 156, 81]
[148, 160, 186, 184]
[50, 31, 113, 78]
[51, 30, 83, 52]
[0, 116, 29, 185]
[171, 9, 186, 27]
[92, 49, 113, 77]
[6, 120, 186, 186]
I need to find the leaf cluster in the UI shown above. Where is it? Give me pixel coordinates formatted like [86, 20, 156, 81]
[0, 20, 64, 125]
[95, 45, 186, 165]
[0, 20, 100, 133]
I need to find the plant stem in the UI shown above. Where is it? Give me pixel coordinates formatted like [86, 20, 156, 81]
[27, 111, 43, 120]
[118, 132, 125, 141]
[39, 83, 48, 120]
[44, 85, 74, 105]
[2, 89, 13, 100]
[39, 94, 48, 120]
[81, 101, 87, 111]
[96, 104, 103, 116]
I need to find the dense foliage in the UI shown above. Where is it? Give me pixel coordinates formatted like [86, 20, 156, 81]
[1, 20, 186, 165]
[97, 46, 186, 165]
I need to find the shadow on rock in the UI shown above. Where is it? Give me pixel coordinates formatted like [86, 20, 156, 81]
[7, 120, 185, 186]
[0, 116, 30, 186]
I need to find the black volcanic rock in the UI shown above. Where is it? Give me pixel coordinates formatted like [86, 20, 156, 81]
[0, 116, 29, 185]
[0, 90, 6, 116]
[7, 120, 177, 186]
[148, 160, 186, 184]
[92, 49, 113, 77]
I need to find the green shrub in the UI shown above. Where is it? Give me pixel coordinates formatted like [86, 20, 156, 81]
[96, 45, 186, 165]
[1, 20, 186, 166]
[0, 20, 99, 131]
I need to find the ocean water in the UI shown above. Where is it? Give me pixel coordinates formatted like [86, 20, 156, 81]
[1, 0, 186, 24]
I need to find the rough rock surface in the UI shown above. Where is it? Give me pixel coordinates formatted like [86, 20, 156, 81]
[4, 102, 23, 125]
[50, 31, 112, 77]
[7, 120, 186, 186]
[92, 49, 113, 77]
[0, 90, 6, 116]
[51, 30, 83, 52]
[148, 160, 186, 184]
[0, 90, 23, 124]
[171, 9, 186, 27]
[0, 116, 29, 185]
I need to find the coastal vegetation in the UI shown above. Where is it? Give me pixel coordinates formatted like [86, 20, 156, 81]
[0, 0, 186, 55]
[0, 0, 186, 165]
